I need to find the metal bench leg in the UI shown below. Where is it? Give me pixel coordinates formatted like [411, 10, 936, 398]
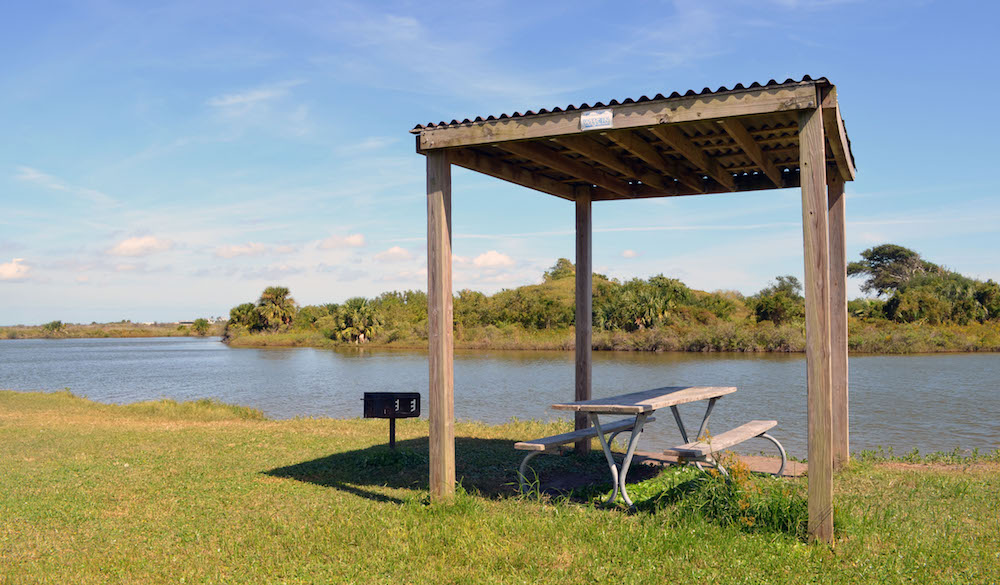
[589, 413, 622, 507]
[518, 451, 544, 493]
[758, 432, 787, 477]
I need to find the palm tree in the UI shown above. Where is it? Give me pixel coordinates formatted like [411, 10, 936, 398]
[334, 297, 383, 343]
[257, 286, 296, 329]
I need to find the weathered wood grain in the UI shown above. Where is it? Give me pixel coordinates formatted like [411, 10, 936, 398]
[515, 417, 653, 452]
[426, 151, 455, 502]
[799, 105, 834, 544]
[417, 84, 819, 150]
[665, 420, 777, 458]
[828, 174, 849, 469]
[552, 386, 737, 414]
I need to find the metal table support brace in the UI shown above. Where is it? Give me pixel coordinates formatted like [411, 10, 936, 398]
[591, 397, 720, 508]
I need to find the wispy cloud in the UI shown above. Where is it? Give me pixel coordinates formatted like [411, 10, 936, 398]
[107, 236, 174, 257]
[622, 249, 639, 259]
[15, 166, 118, 207]
[206, 80, 304, 109]
[0, 258, 31, 281]
[205, 80, 311, 136]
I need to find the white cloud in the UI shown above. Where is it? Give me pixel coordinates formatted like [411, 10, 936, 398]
[473, 250, 514, 268]
[215, 242, 270, 258]
[0, 258, 31, 281]
[622, 249, 639, 259]
[107, 236, 174, 257]
[374, 246, 414, 262]
[318, 233, 366, 249]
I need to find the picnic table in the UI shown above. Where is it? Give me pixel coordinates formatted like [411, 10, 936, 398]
[515, 386, 788, 507]
[550, 386, 737, 507]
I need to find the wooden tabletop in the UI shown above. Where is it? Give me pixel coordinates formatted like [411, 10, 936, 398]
[551, 386, 737, 414]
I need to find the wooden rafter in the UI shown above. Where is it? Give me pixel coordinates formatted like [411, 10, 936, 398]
[552, 135, 679, 194]
[449, 149, 574, 200]
[718, 119, 783, 187]
[498, 141, 633, 198]
[648, 125, 736, 191]
[605, 130, 705, 193]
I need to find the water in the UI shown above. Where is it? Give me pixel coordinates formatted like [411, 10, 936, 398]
[2, 336, 998, 459]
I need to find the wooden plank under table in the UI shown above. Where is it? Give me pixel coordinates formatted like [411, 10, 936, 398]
[551, 386, 737, 415]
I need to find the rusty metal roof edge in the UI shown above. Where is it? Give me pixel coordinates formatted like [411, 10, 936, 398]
[410, 76, 829, 134]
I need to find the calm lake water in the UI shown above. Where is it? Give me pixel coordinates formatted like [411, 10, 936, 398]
[2, 337, 998, 459]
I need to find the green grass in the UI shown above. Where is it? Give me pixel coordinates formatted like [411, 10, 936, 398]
[1, 390, 998, 584]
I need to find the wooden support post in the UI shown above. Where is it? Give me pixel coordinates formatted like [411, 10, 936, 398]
[799, 106, 834, 544]
[426, 151, 455, 501]
[574, 188, 593, 454]
[828, 175, 849, 469]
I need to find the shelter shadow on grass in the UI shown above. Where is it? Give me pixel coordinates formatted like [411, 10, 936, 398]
[263, 436, 660, 504]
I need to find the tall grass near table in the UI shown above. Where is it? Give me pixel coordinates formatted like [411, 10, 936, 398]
[1, 390, 997, 584]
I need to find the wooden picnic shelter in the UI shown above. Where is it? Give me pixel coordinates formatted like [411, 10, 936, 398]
[411, 76, 856, 544]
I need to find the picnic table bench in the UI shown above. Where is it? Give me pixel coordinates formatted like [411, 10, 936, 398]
[515, 386, 787, 507]
[514, 416, 654, 492]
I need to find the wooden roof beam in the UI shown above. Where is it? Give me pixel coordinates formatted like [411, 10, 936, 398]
[416, 84, 819, 150]
[717, 119, 783, 188]
[604, 130, 705, 193]
[551, 135, 680, 195]
[820, 87, 856, 181]
[448, 149, 575, 200]
[648, 125, 736, 191]
[498, 141, 634, 198]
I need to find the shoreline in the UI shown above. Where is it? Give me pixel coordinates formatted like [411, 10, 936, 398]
[222, 320, 1000, 354]
[3, 389, 996, 462]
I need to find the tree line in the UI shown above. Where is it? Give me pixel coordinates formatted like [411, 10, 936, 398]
[224, 244, 1000, 344]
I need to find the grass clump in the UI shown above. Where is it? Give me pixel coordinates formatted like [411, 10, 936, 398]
[633, 456, 809, 538]
[121, 397, 267, 421]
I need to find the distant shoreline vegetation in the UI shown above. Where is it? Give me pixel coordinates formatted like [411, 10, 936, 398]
[222, 245, 1000, 354]
[2, 319, 223, 340]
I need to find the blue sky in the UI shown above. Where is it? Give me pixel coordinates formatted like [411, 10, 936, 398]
[2, 0, 999, 325]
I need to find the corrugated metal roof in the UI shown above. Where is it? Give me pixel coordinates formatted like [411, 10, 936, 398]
[411, 76, 828, 132]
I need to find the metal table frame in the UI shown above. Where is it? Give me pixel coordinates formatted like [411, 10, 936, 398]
[589, 397, 720, 507]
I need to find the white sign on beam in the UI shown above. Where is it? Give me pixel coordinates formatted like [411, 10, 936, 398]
[580, 109, 613, 131]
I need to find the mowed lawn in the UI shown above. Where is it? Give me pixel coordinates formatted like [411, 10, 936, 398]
[1, 390, 997, 584]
